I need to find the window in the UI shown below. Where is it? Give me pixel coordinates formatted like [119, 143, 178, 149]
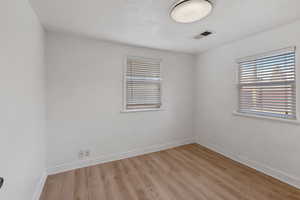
[124, 56, 162, 111]
[237, 47, 296, 120]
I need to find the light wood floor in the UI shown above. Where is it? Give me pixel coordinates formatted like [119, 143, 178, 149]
[40, 144, 300, 200]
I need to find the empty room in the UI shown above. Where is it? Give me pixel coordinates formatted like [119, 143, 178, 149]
[1, 0, 300, 199]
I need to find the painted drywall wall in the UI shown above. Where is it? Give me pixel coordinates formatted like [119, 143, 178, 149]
[45, 32, 196, 172]
[0, 0, 46, 199]
[195, 20, 300, 188]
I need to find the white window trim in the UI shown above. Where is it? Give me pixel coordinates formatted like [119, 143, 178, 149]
[234, 46, 299, 123]
[232, 111, 300, 125]
[121, 108, 164, 113]
[121, 55, 163, 113]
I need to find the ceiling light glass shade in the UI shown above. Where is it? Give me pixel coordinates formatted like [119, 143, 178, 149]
[170, 0, 213, 23]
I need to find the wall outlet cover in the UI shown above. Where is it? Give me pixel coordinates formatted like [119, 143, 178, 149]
[78, 150, 84, 159]
[85, 150, 90, 157]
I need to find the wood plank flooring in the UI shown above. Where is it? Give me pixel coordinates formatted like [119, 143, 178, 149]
[40, 144, 300, 200]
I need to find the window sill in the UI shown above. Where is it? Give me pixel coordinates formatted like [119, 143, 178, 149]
[232, 111, 300, 125]
[121, 108, 164, 113]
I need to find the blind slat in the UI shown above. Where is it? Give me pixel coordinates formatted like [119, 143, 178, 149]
[239, 51, 295, 64]
[240, 64, 294, 73]
[240, 70, 295, 77]
[241, 57, 294, 68]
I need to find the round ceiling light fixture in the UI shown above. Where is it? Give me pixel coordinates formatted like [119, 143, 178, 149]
[170, 0, 213, 23]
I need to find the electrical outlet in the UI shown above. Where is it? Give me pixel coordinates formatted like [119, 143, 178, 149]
[78, 150, 84, 160]
[85, 150, 90, 157]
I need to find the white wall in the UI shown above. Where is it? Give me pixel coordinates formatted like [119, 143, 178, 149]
[45, 32, 196, 173]
[195, 20, 300, 188]
[0, 0, 46, 199]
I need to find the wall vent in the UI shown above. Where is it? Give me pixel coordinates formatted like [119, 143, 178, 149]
[194, 31, 213, 39]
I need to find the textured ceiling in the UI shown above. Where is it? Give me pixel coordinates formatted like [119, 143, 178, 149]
[29, 0, 300, 53]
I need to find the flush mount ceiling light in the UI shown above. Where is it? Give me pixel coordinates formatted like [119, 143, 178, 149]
[170, 0, 213, 23]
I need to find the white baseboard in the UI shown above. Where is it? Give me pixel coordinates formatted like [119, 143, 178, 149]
[47, 138, 195, 175]
[196, 140, 300, 189]
[46, 137, 300, 189]
[32, 172, 48, 200]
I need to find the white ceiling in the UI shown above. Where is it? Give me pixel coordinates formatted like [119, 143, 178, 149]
[29, 0, 300, 54]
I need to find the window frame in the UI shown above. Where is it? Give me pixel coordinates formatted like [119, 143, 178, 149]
[122, 55, 163, 113]
[234, 47, 300, 124]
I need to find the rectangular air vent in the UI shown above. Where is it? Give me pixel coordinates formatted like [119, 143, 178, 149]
[194, 31, 213, 39]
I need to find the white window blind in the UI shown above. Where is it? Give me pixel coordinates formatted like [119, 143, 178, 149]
[238, 47, 296, 119]
[125, 57, 162, 111]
